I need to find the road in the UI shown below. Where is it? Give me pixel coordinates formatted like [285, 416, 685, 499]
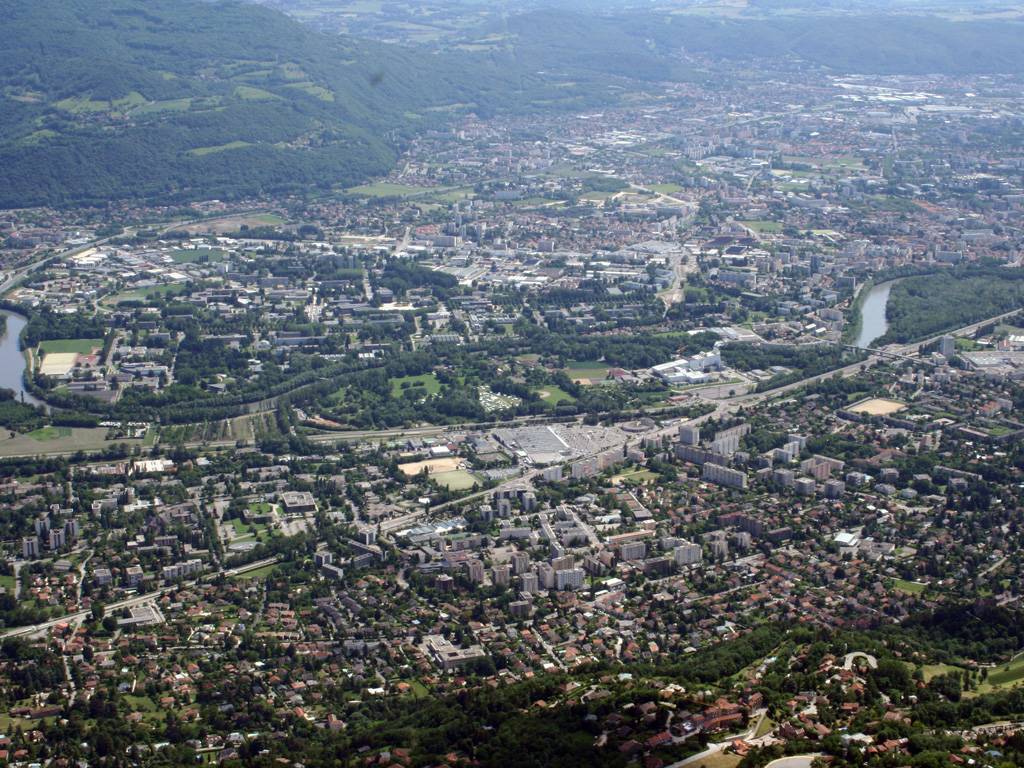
[843, 652, 878, 670]
[76, 552, 93, 607]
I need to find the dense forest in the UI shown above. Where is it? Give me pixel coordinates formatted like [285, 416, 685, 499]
[877, 267, 1024, 344]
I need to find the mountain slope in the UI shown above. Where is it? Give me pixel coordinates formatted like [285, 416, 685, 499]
[615, 13, 1024, 75]
[0, 0, 543, 208]
[457, 9, 1024, 78]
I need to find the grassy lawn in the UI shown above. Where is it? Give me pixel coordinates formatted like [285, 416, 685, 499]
[346, 182, 428, 197]
[231, 563, 280, 580]
[0, 575, 15, 593]
[979, 654, 1024, 691]
[133, 98, 193, 115]
[233, 86, 280, 101]
[535, 385, 575, 405]
[922, 664, 965, 683]
[408, 680, 429, 697]
[38, 338, 105, 356]
[755, 716, 775, 738]
[694, 755, 742, 768]
[431, 470, 479, 490]
[229, 518, 267, 537]
[27, 426, 73, 442]
[390, 373, 441, 398]
[739, 220, 783, 232]
[187, 141, 252, 156]
[57, 91, 147, 114]
[647, 183, 684, 194]
[124, 695, 157, 713]
[565, 361, 611, 380]
[892, 579, 927, 594]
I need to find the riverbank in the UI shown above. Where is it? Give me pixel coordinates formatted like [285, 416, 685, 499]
[841, 278, 873, 345]
[0, 310, 42, 407]
[853, 279, 897, 348]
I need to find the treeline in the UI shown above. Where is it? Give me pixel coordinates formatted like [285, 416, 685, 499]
[21, 306, 109, 348]
[378, 261, 459, 300]
[0, 388, 47, 433]
[876, 604, 1024, 666]
[877, 267, 1024, 345]
[722, 343, 866, 391]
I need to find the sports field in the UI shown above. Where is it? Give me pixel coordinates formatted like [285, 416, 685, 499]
[848, 398, 905, 416]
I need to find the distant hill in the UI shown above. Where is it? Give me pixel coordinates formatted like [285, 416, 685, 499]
[491, 10, 1024, 76]
[7, 1, 1021, 209]
[0, 0, 613, 208]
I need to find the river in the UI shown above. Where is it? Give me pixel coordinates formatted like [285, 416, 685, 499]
[855, 280, 896, 348]
[0, 310, 43, 407]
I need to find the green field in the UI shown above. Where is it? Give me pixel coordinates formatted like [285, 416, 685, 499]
[431, 470, 479, 490]
[252, 214, 287, 224]
[346, 182, 428, 197]
[980, 654, 1024, 691]
[740, 220, 783, 232]
[0, 427, 135, 457]
[233, 86, 280, 101]
[892, 579, 927, 594]
[300, 85, 334, 101]
[231, 563, 280, 580]
[57, 91, 147, 114]
[168, 248, 226, 263]
[39, 338, 105, 356]
[123, 695, 157, 713]
[0, 575, 15, 594]
[229, 518, 269, 537]
[187, 142, 252, 156]
[922, 664, 966, 683]
[535, 386, 575, 405]
[26, 426, 73, 442]
[566, 362, 611, 381]
[687, 754, 741, 768]
[647, 183, 684, 194]
[132, 98, 194, 115]
[391, 374, 441, 397]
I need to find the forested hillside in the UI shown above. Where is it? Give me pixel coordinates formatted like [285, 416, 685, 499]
[470, 10, 1024, 77]
[0, 0, 610, 208]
